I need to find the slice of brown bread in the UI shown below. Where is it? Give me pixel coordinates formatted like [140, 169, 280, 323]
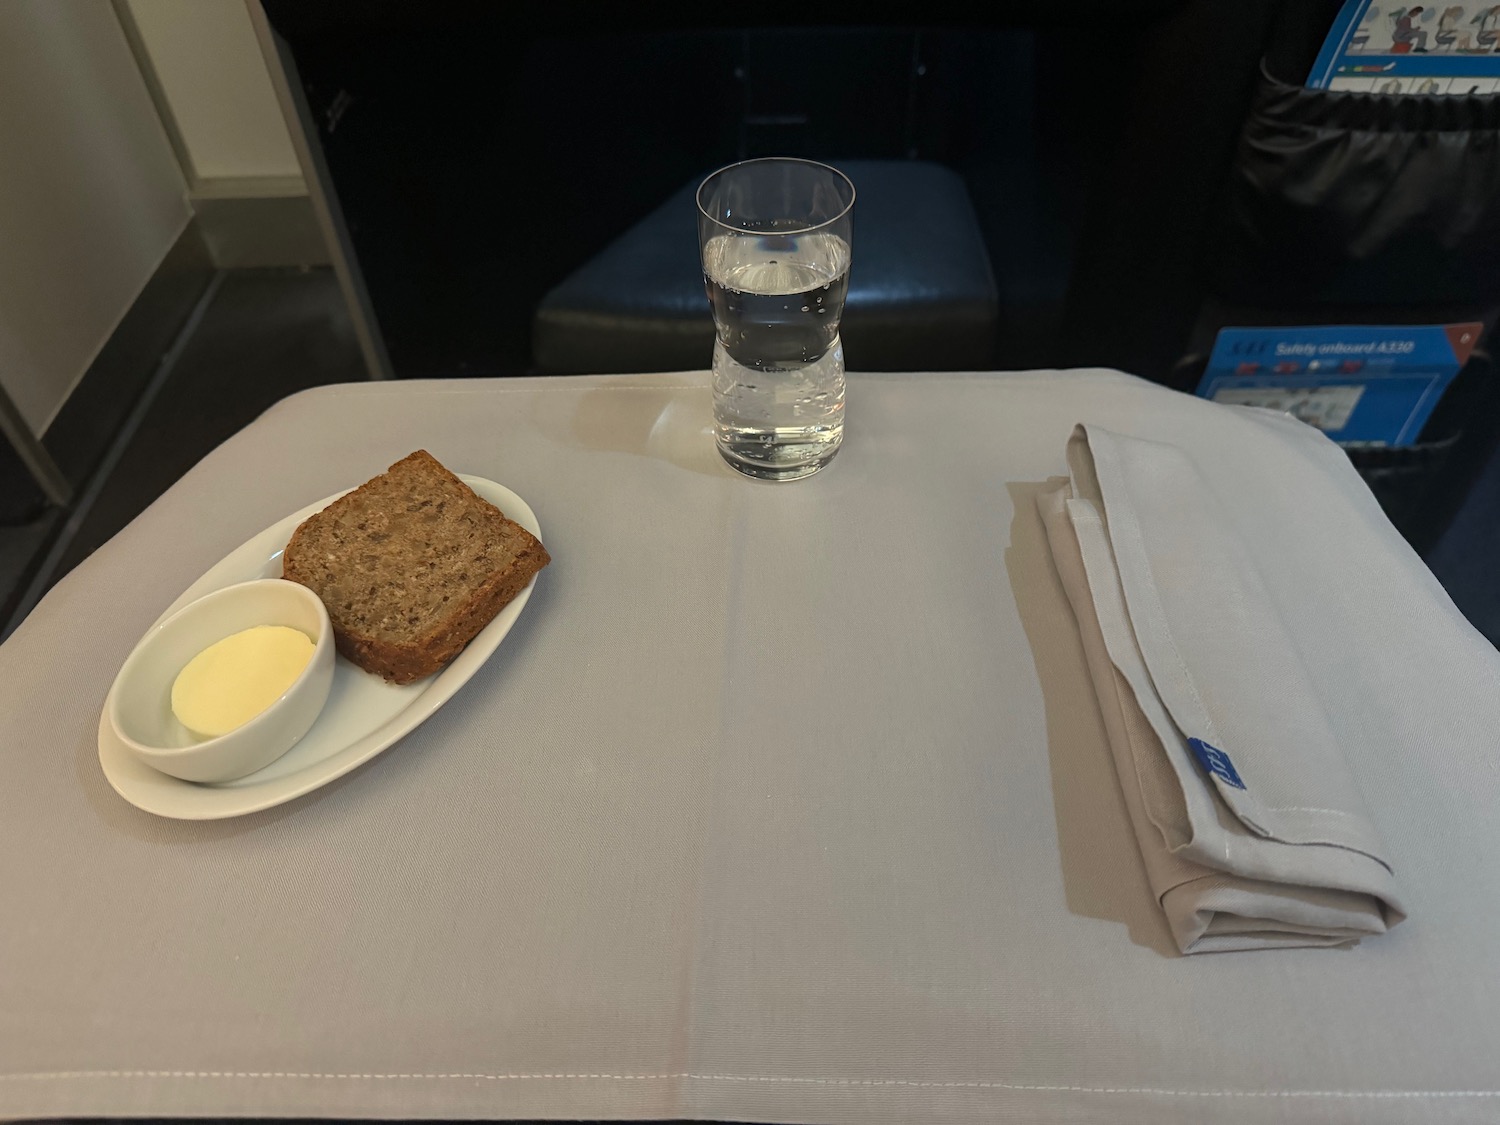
[281, 450, 550, 684]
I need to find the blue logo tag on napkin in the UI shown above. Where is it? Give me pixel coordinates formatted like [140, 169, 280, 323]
[1188, 738, 1246, 790]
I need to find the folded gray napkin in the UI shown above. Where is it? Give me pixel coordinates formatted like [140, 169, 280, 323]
[1038, 425, 1405, 953]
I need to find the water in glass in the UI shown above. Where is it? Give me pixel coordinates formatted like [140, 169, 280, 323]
[703, 229, 850, 480]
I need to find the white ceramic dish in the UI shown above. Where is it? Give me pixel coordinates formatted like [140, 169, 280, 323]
[109, 578, 335, 782]
[98, 476, 543, 819]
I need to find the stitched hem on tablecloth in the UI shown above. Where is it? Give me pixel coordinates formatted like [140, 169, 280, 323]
[0, 1071, 1497, 1099]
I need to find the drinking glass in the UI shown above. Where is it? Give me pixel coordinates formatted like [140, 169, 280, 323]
[697, 158, 855, 480]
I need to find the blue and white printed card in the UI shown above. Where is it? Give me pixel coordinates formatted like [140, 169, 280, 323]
[1197, 323, 1482, 445]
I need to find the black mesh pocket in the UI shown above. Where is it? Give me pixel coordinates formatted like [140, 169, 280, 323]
[1211, 62, 1500, 308]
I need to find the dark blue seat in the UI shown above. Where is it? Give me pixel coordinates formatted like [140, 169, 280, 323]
[533, 160, 998, 373]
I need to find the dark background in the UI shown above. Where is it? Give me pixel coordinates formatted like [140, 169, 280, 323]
[261, 0, 1281, 380]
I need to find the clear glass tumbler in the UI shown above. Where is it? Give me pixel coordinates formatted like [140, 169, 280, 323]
[697, 158, 855, 481]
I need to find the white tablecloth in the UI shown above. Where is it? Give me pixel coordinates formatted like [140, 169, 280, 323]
[2, 370, 1498, 1125]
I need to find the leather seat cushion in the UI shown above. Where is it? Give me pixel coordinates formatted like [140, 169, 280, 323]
[533, 160, 998, 373]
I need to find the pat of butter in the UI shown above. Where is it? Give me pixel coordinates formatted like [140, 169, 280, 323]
[171, 625, 315, 739]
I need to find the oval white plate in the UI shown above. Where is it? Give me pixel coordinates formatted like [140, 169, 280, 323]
[98, 476, 542, 820]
